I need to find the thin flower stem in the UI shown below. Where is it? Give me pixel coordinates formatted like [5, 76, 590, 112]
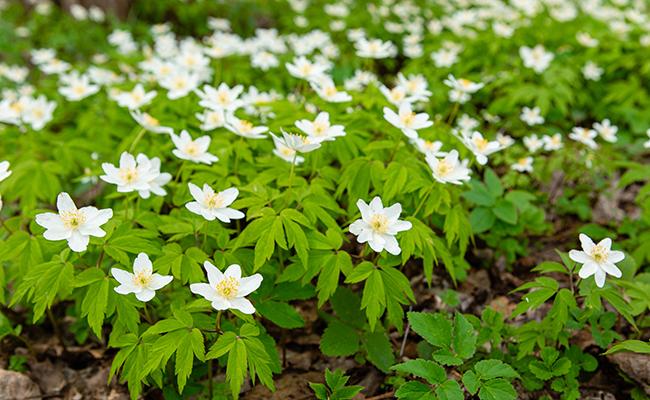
[287, 154, 297, 192]
[202, 220, 208, 248]
[215, 310, 223, 333]
[142, 303, 153, 324]
[412, 190, 431, 218]
[174, 161, 186, 182]
[208, 359, 213, 400]
[446, 102, 460, 125]
[129, 127, 147, 152]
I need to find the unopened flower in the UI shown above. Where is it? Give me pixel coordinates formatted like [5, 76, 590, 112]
[112, 253, 172, 302]
[190, 262, 262, 314]
[35, 192, 112, 252]
[569, 233, 624, 288]
[349, 197, 412, 255]
[186, 183, 245, 222]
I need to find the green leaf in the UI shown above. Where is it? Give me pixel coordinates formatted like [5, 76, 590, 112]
[361, 270, 385, 331]
[436, 379, 464, 400]
[391, 359, 446, 384]
[407, 312, 452, 348]
[363, 329, 395, 373]
[452, 313, 476, 360]
[256, 301, 304, 329]
[479, 378, 517, 400]
[470, 207, 495, 234]
[321, 321, 360, 357]
[474, 360, 519, 380]
[395, 381, 435, 400]
[493, 199, 517, 225]
[81, 278, 109, 339]
[604, 340, 650, 355]
[227, 339, 247, 400]
[462, 370, 480, 395]
[484, 169, 503, 197]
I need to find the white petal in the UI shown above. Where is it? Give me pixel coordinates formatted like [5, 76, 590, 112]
[229, 297, 255, 314]
[136, 289, 156, 302]
[224, 264, 241, 280]
[601, 262, 622, 278]
[219, 188, 239, 206]
[569, 250, 590, 264]
[67, 232, 89, 252]
[594, 269, 607, 288]
[238, 274, 263, 296]
[133, 253, 152, 275]
[204, 261, 224, 286]
[608, 250, 625, 264]
[578, 262, 597, 279]
[149, 274, 173, 290]
[579, 233, 595, 253]
[114, 283, 137, 295]
[383, 235, 401, 255]
[57, 192, 77, 212]
[190, 283, 217, 301]
[111, 268, 134, 285]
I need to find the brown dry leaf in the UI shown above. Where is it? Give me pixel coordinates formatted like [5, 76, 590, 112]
[608, 352, 650, 395]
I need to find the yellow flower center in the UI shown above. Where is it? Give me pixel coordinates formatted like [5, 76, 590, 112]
[119, 167, 139, 184]
[324, 86, 337, 97]
[32, 108, 44, 119]
[390, 89, 404, 102]
[239, 120, 253, 133]
[313, 122, 327, 136]
[518, 158, 528, 166]
[401, 112, 415, 126]
[218, 92, 229, 104]
[133, 271, 152, 288]
[184, 141, 200, 156]
[73, 85, 86, 95]
[474, 137, 488, 151]
[436, 159, 453, 177]
[299, 64, 313, 75]
[131, 91, 143, 102]
[216, 276, 239, 299]
[61, 210, 86, 230]
[204, 193, 224, 209]
[369, 214, 389, 233]
[143, 113, 159, 126]
[280, 147, 295, 157]
[591, 245, 608, 263]
[173, 77, 187, 89]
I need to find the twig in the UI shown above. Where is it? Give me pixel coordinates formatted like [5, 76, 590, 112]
[366, 391, 395, 400]
[399, 306, 413, 357]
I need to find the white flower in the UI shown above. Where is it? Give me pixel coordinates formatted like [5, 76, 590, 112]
[349, 197, 412, 255]
[225, 115, 268, 139]
[271, 135, 304, 164]
[130, 110, 173, 135]
[520, 106, 544, 126]
[196, 83, 243, 112]
[593, 119, 618, 143]
[35, 192, 112, 252]
[582, 61, 603, 81]
[512, 157, 533, 173]
[396, 73, 431, 100]
[0, 161, 12, 182]
[354, 38, 397, 59]
[569, 127, 598, 149]
[431, 48, 458, 68]
[58, 74, 100, 101]
[196, 109, 226, 131]
[190, 262, 262, 314]
[456, 114, 479, 133]
[251, 51, 279, 70]
[443, 74, 484, 93]
[413, 138, 445, 157]
[569, 233, 624, 288]
[271, 130, 322, 154]
[523, 134, 544, 153]
[295, 112, 345, 141]
[115, 84, 157, 110]
[519, 45, 554, 73]
[576, 32, 598, 47]
[543, 133, 563, 151]
[171, 130, 218, 165]
[186, 183, 245, 222]
[160, 70, 200, 100]
[112, 253, 173, 302]
[310, 77, 352, 103]
[22, 96, 56, 130]
[496, 133, 515, 149]
[286, 56, 328, 81]
[100, 152, 171, 198]
[426, 150, 471, 185]
[644, 129, 650, 149]
[459, 131, 501, 165]
[383, 104, 433, 139]
[379, 85, 415, 107]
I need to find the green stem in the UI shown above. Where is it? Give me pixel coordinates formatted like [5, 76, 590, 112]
[175, 161, 186, 182]
[413, 190, 431, 218]
[446, 103, 460, 126]
[216, 310, 223, 333]
[129, 127, 147, 153]
[288, 154, 297, 191]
